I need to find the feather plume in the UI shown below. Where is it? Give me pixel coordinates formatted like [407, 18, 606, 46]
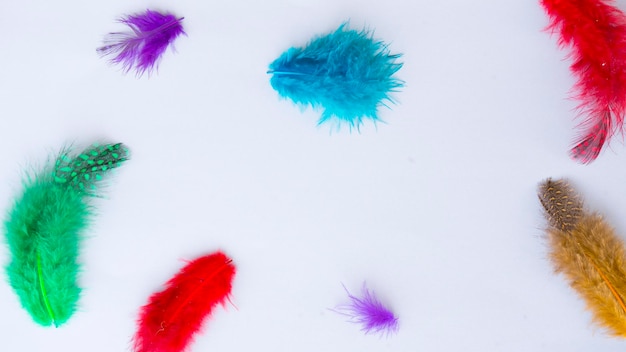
[98, 9, 185, 76]
[332, 283, 398, 336]
[4, 143, 129, 327]
[538, 178, 626, 336]
[133, 251, 236, 352]
[541, 0, 626, 163]
[268, 23, 404, 129]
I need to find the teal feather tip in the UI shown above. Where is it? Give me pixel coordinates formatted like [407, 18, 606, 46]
[4, 142, 129, 327]
[268, 23, 404, 128]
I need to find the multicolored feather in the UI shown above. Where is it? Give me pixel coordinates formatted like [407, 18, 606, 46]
[332, 283, 398, 336]
[4, 143, 129, 327]
[133, 251, 236, 352]
[98, 9, 185, 76]
[541, 0, 626, 163]
[538, 178, 626, 337]
[268, 23, 404, 129]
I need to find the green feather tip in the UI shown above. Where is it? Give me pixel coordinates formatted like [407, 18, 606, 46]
[54, 143, 129, 193]
[4, 143, 129, 327]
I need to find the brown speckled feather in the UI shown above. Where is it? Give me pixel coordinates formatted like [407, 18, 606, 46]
[538, 178, 583, 232]
[539, 178, 626, 337]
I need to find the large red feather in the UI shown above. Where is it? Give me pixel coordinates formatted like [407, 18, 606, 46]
[133, 252, 236, 352]
[541, 0, 626, 163]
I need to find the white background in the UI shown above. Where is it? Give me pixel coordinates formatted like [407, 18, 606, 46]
[2, 0, 626, 351]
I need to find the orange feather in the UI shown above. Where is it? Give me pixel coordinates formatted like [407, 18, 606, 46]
[539, 178, 626, 337]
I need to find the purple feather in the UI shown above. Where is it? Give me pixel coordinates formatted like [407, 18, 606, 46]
[98, 9, 185, 76]
[333, 283, 399, 336]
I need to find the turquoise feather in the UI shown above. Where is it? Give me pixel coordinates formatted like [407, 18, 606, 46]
[268, 23, 404, 128]
[4, 143, 129, 327]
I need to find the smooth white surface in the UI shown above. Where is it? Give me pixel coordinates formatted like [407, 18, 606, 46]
[2, 0, 626, 351]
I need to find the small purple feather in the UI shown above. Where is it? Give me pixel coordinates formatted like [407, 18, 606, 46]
[333, 283, 399, 336]
[98, 9, 185, 76]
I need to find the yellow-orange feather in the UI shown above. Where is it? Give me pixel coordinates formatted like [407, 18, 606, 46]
[539, 178, 626, 337]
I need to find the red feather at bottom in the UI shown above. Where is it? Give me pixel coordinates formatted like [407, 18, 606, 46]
[133, 252, 236, 352]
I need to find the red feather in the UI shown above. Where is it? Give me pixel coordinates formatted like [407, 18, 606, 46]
[133, 252, 236, 352]
[541, 0, 626, 163]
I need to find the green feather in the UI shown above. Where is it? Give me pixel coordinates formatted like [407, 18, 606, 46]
[4, 143, 128, 327]
[5, 179, 86, 326]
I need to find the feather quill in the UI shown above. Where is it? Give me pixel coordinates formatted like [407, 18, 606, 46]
[332, 283, 398, 336]
[268, 23, 404, 128]
[4, 143, 129, 327]
[133, 251, 236, 352]
[541, 0, 626, 163]
[538, 178, 626, 336]
[98, 9, 185, 76]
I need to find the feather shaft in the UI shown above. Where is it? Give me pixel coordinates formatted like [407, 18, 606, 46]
[36, 254, 56, 324]
[586, 253, 626, 314]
